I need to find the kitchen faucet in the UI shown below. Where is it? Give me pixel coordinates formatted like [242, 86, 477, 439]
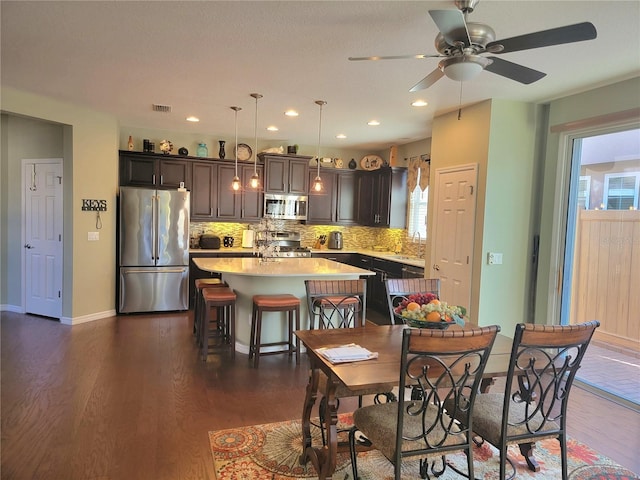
[412, 231, 424, 258]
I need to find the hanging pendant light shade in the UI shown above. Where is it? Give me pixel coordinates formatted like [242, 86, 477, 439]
[312, 100, 326, 193]
[249, 93, 262, 189]
[230, 106, 242, 191]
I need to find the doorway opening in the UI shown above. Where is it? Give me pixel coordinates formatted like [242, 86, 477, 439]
[561, 127, 639, 410]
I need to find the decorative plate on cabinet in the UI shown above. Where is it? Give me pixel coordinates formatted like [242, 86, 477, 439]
[159, 139, 173, 154]
[361, 154, 383, 170]
[234, 143, 253, 162]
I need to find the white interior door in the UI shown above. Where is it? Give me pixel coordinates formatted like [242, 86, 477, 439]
[430, 164, 477, 310]
[23, 160, 63, 318]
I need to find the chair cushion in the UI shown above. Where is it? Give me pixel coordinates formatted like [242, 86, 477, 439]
[471, 393, 560, 446]
[253, 294, 300, 308]
[354, 402, 466, 463]
[195, 278, 226, 289]
[202, 287, 236, 303]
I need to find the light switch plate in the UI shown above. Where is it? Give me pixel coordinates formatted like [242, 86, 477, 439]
[88, 232, 99, 241]
[487, 252, 503, 265]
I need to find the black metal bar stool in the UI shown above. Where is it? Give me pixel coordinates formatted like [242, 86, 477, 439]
[249, 294, 300, 368]
[200, 287, 236, 361]
[194, 278, 227, 343]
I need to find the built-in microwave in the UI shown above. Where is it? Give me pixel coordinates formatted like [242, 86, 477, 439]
[264, 193, 308, 220]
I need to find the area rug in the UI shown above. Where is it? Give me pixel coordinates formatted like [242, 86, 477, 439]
[210, 414, 638, 480]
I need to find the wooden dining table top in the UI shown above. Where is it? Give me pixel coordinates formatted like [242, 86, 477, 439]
[295, 324, 513, 393]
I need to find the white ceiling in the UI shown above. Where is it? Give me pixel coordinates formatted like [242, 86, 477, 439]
[2, 1, 639, 151]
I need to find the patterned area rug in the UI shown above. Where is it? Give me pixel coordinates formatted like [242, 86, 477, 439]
[209, 414, 638, 480]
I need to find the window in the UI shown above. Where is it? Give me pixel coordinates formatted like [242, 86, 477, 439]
[577, 176, 591, 209]
[408, 184, 428, 239]
[603, 172, 640, 210]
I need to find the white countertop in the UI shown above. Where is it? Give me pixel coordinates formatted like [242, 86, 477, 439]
[193, 256, 375, 277]
[190, 247, 425, 268]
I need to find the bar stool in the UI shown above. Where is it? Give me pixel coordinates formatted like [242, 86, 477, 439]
[200, 287, 236, 361]
[194, 278, 227, 343]
[249, 294, 301, 368]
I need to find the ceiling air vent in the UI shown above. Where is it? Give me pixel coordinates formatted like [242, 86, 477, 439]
[152, 104, 172, 113]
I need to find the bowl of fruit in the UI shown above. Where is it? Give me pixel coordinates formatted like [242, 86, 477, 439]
[393, 293, 466, 329]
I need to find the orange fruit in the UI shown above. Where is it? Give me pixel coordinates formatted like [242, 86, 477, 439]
[406, 302, 421, 312]
[426, 311, 442, 322]
[429, 299, 441, 305]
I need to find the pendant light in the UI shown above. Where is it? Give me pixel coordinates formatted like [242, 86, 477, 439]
[230, 106, 242, 191]
[249, 93, 262, 189]
[312, 100, 327, 193]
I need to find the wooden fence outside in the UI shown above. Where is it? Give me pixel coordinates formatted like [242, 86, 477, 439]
[570, 210, 640, 351]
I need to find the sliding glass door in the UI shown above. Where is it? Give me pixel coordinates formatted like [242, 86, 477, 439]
[561, 126, 639, 408]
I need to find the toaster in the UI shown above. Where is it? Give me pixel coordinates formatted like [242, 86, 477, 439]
[199, 234, 221, 249]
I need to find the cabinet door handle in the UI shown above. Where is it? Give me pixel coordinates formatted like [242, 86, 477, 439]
[152, 174, 156, 184]
[160, 175, 164, 185]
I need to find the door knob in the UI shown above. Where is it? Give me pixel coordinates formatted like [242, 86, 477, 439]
[433, 264, 440, 271]
[24, 244, 34, 249]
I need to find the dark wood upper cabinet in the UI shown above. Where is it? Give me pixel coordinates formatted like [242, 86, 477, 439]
[260, 153, 311, 194]
[190, 161, 216, 220]
[357, 167, 407, 228]
[120, 151, 263, 222]
[240, 164, 264, 221]
[307, 169, 357, 225]
[119, 151, 190, 189]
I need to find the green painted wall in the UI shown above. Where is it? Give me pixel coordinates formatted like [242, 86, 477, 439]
[1, 87, 119, 322]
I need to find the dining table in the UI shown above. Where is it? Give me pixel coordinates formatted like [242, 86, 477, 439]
[295, 323, 514, 480]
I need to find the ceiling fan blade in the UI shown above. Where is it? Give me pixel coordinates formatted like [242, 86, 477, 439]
[429, 9, 471, 46]
[409, 69, 445, 92]
[348, 53, 440, 61]
[484, 57, 546, 84]
[487, 22, 597, 54]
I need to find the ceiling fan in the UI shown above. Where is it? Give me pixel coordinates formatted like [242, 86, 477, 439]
[348, 0, 597, 92]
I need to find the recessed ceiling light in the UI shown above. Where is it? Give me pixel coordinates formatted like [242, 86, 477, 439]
[368, 120, 380, 126]
[411, 100, 428, 107]
[285, 110, 299, 117]
[266, 125, 279, 132]
[186, 116, 200, 122]
[336, 134, 347, 139]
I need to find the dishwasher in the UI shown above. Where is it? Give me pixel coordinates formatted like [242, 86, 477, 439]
[401, 265, 425, 278]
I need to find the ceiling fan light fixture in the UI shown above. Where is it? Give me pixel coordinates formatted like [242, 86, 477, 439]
[439, 55, 491, 82]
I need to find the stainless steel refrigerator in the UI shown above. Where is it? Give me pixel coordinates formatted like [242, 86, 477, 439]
[118, 186, 190, 313]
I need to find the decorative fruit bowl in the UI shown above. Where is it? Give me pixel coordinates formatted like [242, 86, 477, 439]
[395, 314, 453, 329]
[393, 293, 466, 329]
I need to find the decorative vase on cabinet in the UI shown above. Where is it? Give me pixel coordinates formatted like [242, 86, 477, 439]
[218, 140, 226, 159]
[197, 143, 208, 158]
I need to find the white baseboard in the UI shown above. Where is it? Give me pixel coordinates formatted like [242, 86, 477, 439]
[0, 304, 24, 313]
[61, 309, 117, 325]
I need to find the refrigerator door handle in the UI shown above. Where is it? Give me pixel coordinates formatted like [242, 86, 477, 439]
[152, 193, 158, 261]
[122, 268, 188, 274]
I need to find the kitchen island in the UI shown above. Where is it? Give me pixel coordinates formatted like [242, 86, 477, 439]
[192, 257, 374, 354]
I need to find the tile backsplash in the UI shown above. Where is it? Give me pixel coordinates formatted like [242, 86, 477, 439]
[190, 221, 424, 257]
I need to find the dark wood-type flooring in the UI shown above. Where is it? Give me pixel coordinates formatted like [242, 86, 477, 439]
[1, 311, 639, 479]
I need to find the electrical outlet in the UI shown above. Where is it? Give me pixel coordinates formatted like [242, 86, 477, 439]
[487, 252, 503, 265]
[88, 232, 99, 241]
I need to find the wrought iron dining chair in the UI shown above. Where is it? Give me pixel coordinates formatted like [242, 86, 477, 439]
[348, 325, 500, 480]
[447, 320, 600, 480]
[385, 278, 441, 325]
[304, 279, 397, 445]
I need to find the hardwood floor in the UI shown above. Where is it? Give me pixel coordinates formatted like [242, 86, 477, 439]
[1, 311, 638, 480]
